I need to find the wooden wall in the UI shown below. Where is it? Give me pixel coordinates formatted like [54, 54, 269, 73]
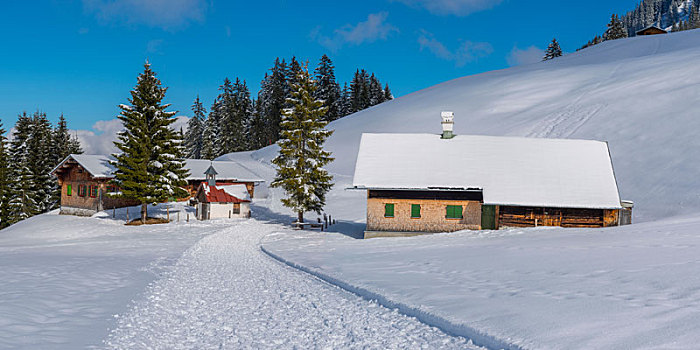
[498, 206, 620, 228]
[57, 164, 138, 215]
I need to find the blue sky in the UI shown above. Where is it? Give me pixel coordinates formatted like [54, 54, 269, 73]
[1, 0, 640, 133]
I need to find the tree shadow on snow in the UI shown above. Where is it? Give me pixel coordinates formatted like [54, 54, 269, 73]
[250, 203, 366, 239]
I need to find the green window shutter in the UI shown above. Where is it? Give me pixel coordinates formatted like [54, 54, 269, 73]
[446, 205, 463, 219]
[384, 203, 394, 217]
[411, 204, 421, 218]
[67, 184, 72, 196]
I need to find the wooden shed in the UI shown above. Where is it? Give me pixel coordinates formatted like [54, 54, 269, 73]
[51, 154, 139, 216]
[351, 114, 631, 238]
[636, 26, 667, 36]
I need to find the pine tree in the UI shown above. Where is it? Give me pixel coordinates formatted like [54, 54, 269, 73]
[0, 120, 12, 228]
[271, 64, 334, 224]
[27, 112, 55, 213]
[184, 96, 206, 159]
[8, 112, 37, 223]
[111, 62, 189, 223]
[313, 54, 342, 122]
[51, 114, 82, 210]
[52, 114, 82, 164]
[543, 38, 564, 61]
[604, 14, 629, 41]
[339, 82, 352, 117]
[368, 73, 386, 106]
[218, 78, 252, 154]
[257, 58, 289, 145]
[349, 69, 371, 113]
[202, 99, 222, 159]
[384, 84, 393, 101]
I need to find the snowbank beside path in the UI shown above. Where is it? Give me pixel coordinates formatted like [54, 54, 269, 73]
[262, 215, 700, 349]
[105, 219, 481, 349]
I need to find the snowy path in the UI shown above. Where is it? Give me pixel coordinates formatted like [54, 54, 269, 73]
[104, 219, 479, 349]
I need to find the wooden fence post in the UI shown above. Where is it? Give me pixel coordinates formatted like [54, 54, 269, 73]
[167, 207, 170, 221]
[126, 207, 129, 223]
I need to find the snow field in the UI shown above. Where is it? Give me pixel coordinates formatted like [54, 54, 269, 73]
[262, 215, 700, 349]
[104, 219, 480, 349]
[0, 208, 215, 349]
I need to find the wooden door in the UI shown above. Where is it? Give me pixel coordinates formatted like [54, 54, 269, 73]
[481, 205, 497, 230]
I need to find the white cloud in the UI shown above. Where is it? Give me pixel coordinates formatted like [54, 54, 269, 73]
[72, 116, 190, 155]
[417, 31, 492, 67]
[312, 12, 399, 51]
[392, 0, 502, 16]
[507, 46, 544, 66]
[82, 0, 207, 30]
[146, 39, 164, 54]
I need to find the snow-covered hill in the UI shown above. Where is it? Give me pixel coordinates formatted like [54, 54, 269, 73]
[253, 29, 700, 223]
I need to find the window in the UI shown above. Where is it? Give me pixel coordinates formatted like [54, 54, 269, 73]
[384, 203, 395, 218]
[411, 204, 421, 218]
[78, 185, 86, 197]
[66, 184, 72, 196]
[446, 205, 463, 219]
[233, 203, 241, 214]
[106, 185, 119, 193]
[89, 186, 98, 198]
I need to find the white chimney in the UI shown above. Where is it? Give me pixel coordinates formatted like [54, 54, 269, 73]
[441, 111, 455, 139]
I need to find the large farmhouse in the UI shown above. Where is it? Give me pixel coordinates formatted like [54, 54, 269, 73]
[351, 112, 632, 238]
[52, 155, 263, 216]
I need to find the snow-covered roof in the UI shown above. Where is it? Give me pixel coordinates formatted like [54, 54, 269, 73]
[185, 159, 264, 183]
[200, 183, 251, 203]
[352, 133, 622, 209]
[51, 154, 116, 179]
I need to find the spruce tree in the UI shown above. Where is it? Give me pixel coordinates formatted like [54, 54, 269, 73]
[383, 84, 393, 101]
[8, 112, 37, 223]
[53, 114, 82, 164]
[111, 62, 189, 223]
[339, 82, 352, 117]
[202, 100, 222, 159]
[604, 14, 628, 41]
[368, 73, 386, 106]
[26, 112, 57, 212]
[313, 54, 342, 122]
[219, 78, 252, 154]
[184, 96, 206, 159]
[0, 120, 12, 228]
[271, 64, 334, 224]
[543, 38, 563, 61]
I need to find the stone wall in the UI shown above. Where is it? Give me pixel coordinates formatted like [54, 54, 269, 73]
[367, 198, 481, 233]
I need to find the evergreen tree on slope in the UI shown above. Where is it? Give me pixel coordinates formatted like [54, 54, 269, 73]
[51, 114, 82, 209]
[271, 64, 334, 224]
[111, 62, 189, 223]
[8, 113, 37, 223]
[604, 14, 628, 41]
[27, 112, 55, 213]
[184, 96, 206, 159]
[0, 120, 12, 228]
[313, 54, 342, 122]
[543, 38, 563, 61]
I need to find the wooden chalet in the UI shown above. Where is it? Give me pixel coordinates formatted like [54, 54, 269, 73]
[51, 154, 138, 216]
[184, 159, 264, 199]
[351, 112, 633, 238]
[636, 26, 667, 36]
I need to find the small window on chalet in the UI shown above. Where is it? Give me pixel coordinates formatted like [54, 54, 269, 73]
[66, 184, 72, 196]
[233, 203, 241, 214]
[411, 204, 421, 218]
[384, 203, 395, 218]
[78, 185, 86, 197]
[446, 205, 463, 219]
[89, 186, 98, 198]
